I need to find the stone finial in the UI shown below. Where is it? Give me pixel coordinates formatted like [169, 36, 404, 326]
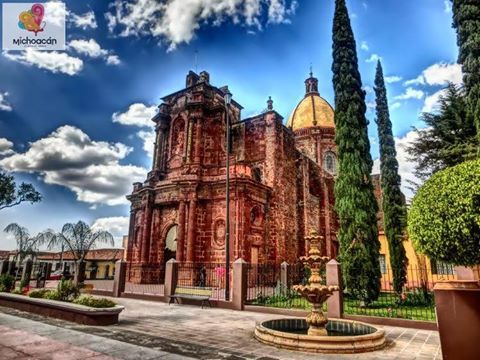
[305, 69, 319, 95]
[267, 96, 273, 111]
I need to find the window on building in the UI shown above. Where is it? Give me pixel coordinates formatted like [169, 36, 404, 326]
[324, 152, 337, 174]
[431, 259, 454, 275]
[379, 254, 387, 274]
[252, 167, 262, 183]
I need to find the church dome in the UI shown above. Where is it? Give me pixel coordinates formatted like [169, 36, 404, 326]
[287, 73, 335, 131]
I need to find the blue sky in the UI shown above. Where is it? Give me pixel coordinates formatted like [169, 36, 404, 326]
[0, 0, 460, 249]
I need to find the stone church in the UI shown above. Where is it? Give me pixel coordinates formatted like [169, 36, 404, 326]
[126, 70, 339, 283]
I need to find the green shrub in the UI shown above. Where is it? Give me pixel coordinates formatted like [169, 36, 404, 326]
[0, 274, 15, 292]
[11, 288, 23, 295]
[56, 279, 80, 302]
[73, 295, 116, 308]
[397, 287, 434, 307]
[28, 289, 51, 298]
[43, 290, 61, 300]
[408, 159, 480, 266]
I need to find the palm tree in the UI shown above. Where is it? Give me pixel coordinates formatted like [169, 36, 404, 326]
[4, 223, 41, 277]
[38, 221, 114, 283]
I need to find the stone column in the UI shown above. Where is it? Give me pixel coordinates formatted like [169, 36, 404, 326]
[176, 200, 186, 262]
[126, 209, 136, 262]
[280, 261, 289, 289]
[326, 259, 343, 319]
[113, 260, 127, 297]
[194, 119, 202, 164]
[164, 259, 178, 297]
[186, 199, 197, 262]
[232, 258, 248, 310]
[154, 123, 169, 173]
[141, 193, 154, 263]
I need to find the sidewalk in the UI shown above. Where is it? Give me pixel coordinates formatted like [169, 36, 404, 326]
[0, 311, 192, 360]
[0, 298, 442, 360]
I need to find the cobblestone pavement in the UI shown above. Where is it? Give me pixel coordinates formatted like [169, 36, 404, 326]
[0, 298, 442, 360]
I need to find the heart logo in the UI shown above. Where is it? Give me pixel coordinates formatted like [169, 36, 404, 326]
[18, 3, 45, 36]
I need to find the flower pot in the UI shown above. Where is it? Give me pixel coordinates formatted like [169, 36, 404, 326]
[433, 280, 480, 360]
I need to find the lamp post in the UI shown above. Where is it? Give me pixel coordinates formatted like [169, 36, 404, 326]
[224, 88, 232, 301]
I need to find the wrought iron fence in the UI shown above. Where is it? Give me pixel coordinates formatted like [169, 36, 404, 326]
[343, 264, 457, 322]
[124, 263, 165, 296]
[246, 262, 312, 310]
[176, 262, 228, 300]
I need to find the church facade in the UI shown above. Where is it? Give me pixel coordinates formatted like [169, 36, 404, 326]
[126, 70, 339, 283]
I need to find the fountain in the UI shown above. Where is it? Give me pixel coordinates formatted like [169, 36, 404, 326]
[254, 232, 386, 353]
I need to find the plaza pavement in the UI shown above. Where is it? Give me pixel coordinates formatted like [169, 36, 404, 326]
[0, 297, 442, 359]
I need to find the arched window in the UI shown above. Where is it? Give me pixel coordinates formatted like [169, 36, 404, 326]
[324, 152, 337, 174]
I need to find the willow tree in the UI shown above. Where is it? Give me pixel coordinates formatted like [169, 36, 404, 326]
[452, 0, 480, 150]
[332, 0, 381, 303]
[374, 61, 408, 294]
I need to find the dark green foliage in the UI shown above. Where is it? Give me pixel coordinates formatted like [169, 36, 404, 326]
[56, 279, 80, 301]
[0, 171, 41, 211]
[43, 290, 61, 300]
[28, 288, 51, 298]
[331, 0, 381, 303]
[374, 61, 408, 294]
[452, 0, 480, 151]
[73, 295, 116, 308]
[408, 159, 480, 266]
[407, 84, 477, 180]
[0, 274, 15, 292]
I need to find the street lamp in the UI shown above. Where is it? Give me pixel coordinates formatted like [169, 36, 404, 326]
[224, 88, 232, 301]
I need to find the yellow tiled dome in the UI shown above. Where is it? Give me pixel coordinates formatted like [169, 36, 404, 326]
[287, 93, 335, 131]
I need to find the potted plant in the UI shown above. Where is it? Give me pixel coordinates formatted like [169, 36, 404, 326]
[408, 159, 480, 360]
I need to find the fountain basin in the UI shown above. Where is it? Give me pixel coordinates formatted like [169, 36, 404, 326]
[254, 318, 386, 353]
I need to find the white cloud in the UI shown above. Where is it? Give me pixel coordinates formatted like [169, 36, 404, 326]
[404, 63, 463, 87]
[360, 41, 369, 51]
[70, 10, 97, 29]
[404, 75, 425, 86]
[366, 53, 381, 63]
[423, 63, 463, 86]
[0, 92, 12, 112]
[385, 75, 402, 84]
[394, 87, 425, 101]
[137, 129, 155, 157]
[44, 1, 67, 27]
[363, 85, 374, 94]
[390, 102, 401, 110]
[444, 0, 452, 13]
[113, 103, 157, 157]
[112, 103, 157, 127]
[68, 39, 121, 66]
[422, 88, 448, 113]
[92, 216, 129, 244]
[106, 55, 121, 65]
[106, 0, 298, 51]
[68, 39, 108, 58]
[3, 49, 83, 75]
[372, 129, 421, 200]
[0, 126, 147, 206]
[0, 138, 14, 156]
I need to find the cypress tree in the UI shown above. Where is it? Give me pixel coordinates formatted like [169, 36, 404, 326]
[374, 61, 408, 295]
[451, 0, 480, 151]
[331, 0, 381, 303]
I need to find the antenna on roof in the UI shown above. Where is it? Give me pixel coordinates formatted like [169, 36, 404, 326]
[309, 62, 313, 77]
